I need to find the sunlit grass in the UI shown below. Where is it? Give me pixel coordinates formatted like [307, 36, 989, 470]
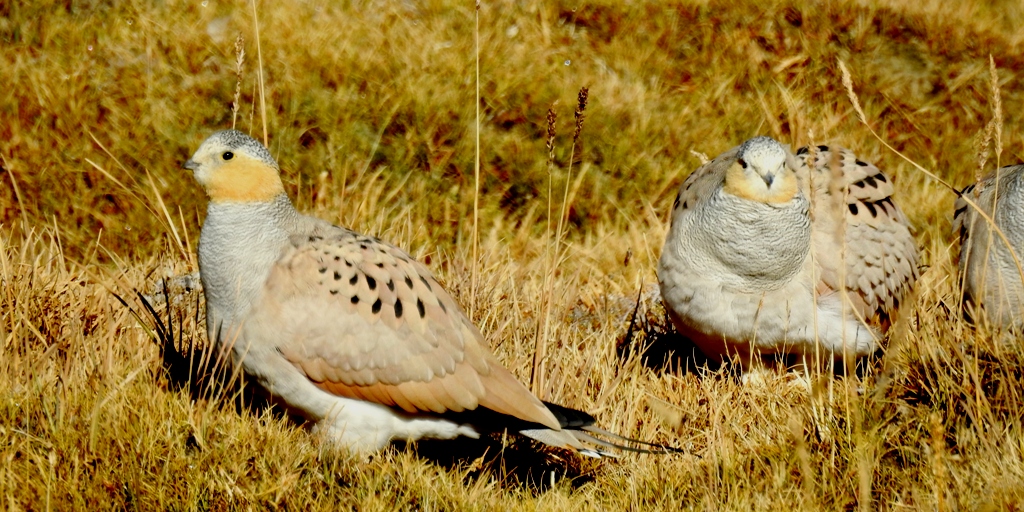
[2, 0, 1024, 509]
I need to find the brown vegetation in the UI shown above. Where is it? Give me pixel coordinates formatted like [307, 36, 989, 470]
[2, 0, 1024, 508]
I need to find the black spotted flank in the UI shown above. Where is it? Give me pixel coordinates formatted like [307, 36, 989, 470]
[405, 276, 414, 289]
[796, 146, 809, 155]
[673, 193, 681, 210]
[419, 276, 432, 291]
[366, 276, 376, 290]
[876, 173, 887, 182]
[351, 295, 359, 304]
[319, 267, 327, 274]
[953, 205, 968, 218]
[359, 244, 368, 250]
[333, 271, 342, 280]
[330, 290, 339, 295]
[682, 200, 688, 209]
[386, 279, 395, 291]
[349, 274, 358, 285]
[417, 298, 426, 318]
[817, 145, 829, 152]
[848, 203, 859, 216]
[372, 298, 382, 315]
[394, 299, 403, 318]
[856, 159, 869, 167]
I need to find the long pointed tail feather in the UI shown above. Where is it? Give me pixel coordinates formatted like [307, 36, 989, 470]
[522, 401, 685, 457]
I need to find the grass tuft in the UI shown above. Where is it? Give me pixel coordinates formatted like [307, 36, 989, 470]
[2, 0, 1024, 508]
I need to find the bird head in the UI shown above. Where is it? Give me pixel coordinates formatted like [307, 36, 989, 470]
[722, 136, 799, 204]
[184, 129, 285, 204]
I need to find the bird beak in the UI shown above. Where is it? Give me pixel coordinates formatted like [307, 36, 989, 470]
[183, 159, 198, 171]
[761, 173, 774, 187]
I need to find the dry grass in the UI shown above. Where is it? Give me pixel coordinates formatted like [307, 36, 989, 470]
[2, 0, 1024, 509]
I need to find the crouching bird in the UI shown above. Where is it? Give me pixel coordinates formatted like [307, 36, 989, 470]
[184, 129, 677, 457]
[658, 136, 919, 369]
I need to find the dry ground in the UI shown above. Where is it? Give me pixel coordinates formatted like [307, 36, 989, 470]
[2, 0, 1024, 509]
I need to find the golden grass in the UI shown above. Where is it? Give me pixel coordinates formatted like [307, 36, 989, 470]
[2, 0, 1024, 508]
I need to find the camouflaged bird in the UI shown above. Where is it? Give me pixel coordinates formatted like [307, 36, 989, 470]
[658, 136, 919, 367]
[184, 129, 674, 456]
[954, 164, 1024, 330]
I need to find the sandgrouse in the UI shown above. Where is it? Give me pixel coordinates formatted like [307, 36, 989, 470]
[954, 164, 1024, 330]
[184, 129, 672, 456]
[658, 136, 918, 367]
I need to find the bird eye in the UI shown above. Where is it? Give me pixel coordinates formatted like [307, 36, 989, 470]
[737, 158, 747, 169]
[222, 152, 234, 161]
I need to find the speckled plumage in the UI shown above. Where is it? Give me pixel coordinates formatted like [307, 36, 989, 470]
[658, 136, 919, 366]
[185, 129, 672, 455]
[954, 164, 1024, 329]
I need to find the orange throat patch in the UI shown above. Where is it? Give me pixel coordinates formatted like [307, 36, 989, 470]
[722, 162, 799, 204]
[203, 159, 286, 204]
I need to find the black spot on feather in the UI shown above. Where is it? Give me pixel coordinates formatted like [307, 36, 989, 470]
[864, 201, 878, 217]
[848, 203, 859, 215]
[879, 197, 895, 214]
[367, 276, 376, 290]
[417, 299, 426, 318]
[372, 299, 382, 314]
[395, 299, 403, 318]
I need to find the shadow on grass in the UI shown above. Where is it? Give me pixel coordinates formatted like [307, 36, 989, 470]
[615, 289, 888, 379]
[615, 289, 722, 375]
[407, 435, 597, 494]
[113, 283, 276, 416]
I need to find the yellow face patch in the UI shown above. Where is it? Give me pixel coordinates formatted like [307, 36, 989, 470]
[722, 161, 799, 204]
[201, 157, 285, 204]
